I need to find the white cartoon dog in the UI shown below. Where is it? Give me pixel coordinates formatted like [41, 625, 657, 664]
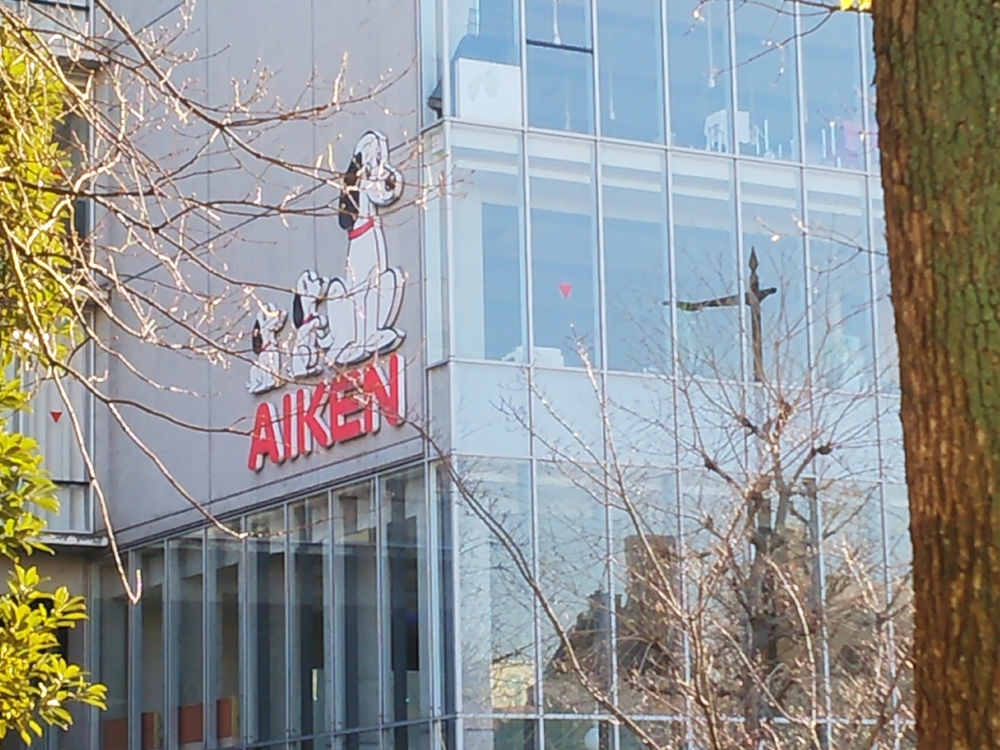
[290, 270, 334, 378]
[326, 131, 405, 366]
[246, 303, 287, 394]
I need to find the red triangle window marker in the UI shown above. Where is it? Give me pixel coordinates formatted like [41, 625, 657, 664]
[50, 411, 62, 423]
[558, 283, 573, 299]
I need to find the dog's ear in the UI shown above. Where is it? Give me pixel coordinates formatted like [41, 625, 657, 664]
[292, 294, 304, 328]
[252, 320, 263, 354]
[338, 153, 363, 230]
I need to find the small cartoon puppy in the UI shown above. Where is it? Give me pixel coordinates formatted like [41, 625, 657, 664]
[246, 303, 287, 395]
[290, 270, 333, 378]
[327, 130, 405, 366]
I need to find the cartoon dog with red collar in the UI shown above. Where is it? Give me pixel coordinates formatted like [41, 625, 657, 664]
[325, 130, 405, 366]
[290, 269, 334, 378]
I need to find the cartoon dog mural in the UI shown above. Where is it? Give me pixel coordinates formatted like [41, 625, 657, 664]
[326, 130, 405, 366]
[246, 303, 287, 394]
[290, 270, 334, 378]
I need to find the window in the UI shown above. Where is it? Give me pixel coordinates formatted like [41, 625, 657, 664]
[596, 0, 665, 143]
[526, 0, 595, 133]
[458, 459, 535, 714]
[601, 145, 669, 372]
[536, 462, 608, 713]
[666, 0, 732, 150]
[528, 136, 599, 368]
[381, 468, 430, 725]
[452, 126, 527, 362]
[169, 535, 204, 750]
[98, 564, 129, 750]
[139, 547, 165, 750]
[450, 0, 523, 126]
[734, 0, 799, 161]
[671, 154, 739, 379]
[801, 8, 864, 169]
[334, 482, 379, 734]
[290, 496, 331, 748]
[207, 524, 243, 749]
[870, 180, 897, 391]
[807, 172, 874, 391]
[247, 509, 286, 744]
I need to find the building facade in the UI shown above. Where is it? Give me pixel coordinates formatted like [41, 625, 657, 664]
[10, 0, 911, 748]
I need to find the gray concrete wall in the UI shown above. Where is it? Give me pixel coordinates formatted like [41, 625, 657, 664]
[99, 0, 423, 545]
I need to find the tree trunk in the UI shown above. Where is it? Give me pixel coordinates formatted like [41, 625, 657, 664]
[871, 3, 1000, 747]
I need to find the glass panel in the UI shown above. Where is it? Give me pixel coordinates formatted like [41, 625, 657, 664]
[169, 535, 204, 749]
[450, 0, 523, 126]
[247, 509, 286, 743]
[527, 0, 590, 47]
[801, 8, 864, 169]
[884, 484, 910, 572]
[536, 461, 608, 713]
[290, 496, 331, 746]
[465, 719, 538, 750]
[452, 126, 526, 361]
[207, 524, 243, 748]
[821, 481, 884, 724]
[424, 129, 447, 363]
[666, 0, 732, 151]
[421, 0, 442, 123]
[526, 46, 595, 134]
[601, 145, 669, 373]
[739, 163, 806, 384]
[610, 471, 682, 714]
[596, 0, 665, 143]
[139, 547, 165, 750]
[334, 482, 379, 729]
[862, 14, 879, 170]
[734, 0, 799, 161]
[435, 466, 456, 716]
[528, 136, 599, 367]
[807, 172, 874, 392]
[381, 467, 430, 722]
[98, 564, 129, 750]
[670, 153, 739, 379]
[457, 458, 535, 714]
[870, 180, 898, 392]
[544, 721, 611, 750]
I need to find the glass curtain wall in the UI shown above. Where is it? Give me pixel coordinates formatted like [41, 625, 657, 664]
[107, 465, 435, 750]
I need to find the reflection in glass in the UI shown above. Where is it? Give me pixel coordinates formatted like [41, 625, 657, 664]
[536, 462, 607, 713]
[381, 468, 430, 731]
[862, 14, 879, 169]
[208, 525, 242, 748]
[139, 547, 165, 750]
[529, 137, 599, 367]
[870, 183, 898, 391]
[98, 564, 129, 750]
[169, 535, 204, 749]
[734, 0, 799, 160]
[807, 172, 874, 390]
[610, 472, 682, 714]
[671, 154, 739, 379]
[666, 0, 732, 150]
[247, 509, 286, 743]
[334, 482, 379, 734]
[526, 0, 594, 133]
[458, 459, 535, 714]
[290, 496, 330, 748]
[452, 127, 526, 361]
[464, 718, 538, 750]
[449, 0, 522, 126]
[602, 145, 669, 373]
[544, 720, 611, 750]
[597, 0, 665, 143]
[801, 9, 864, 168]
[739, 163, 806, 383]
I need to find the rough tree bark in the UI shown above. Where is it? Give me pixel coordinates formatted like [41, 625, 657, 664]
[872, 3, 1000, 747]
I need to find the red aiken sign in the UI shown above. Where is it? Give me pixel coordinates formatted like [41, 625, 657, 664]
[247, 353, 405, 472]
